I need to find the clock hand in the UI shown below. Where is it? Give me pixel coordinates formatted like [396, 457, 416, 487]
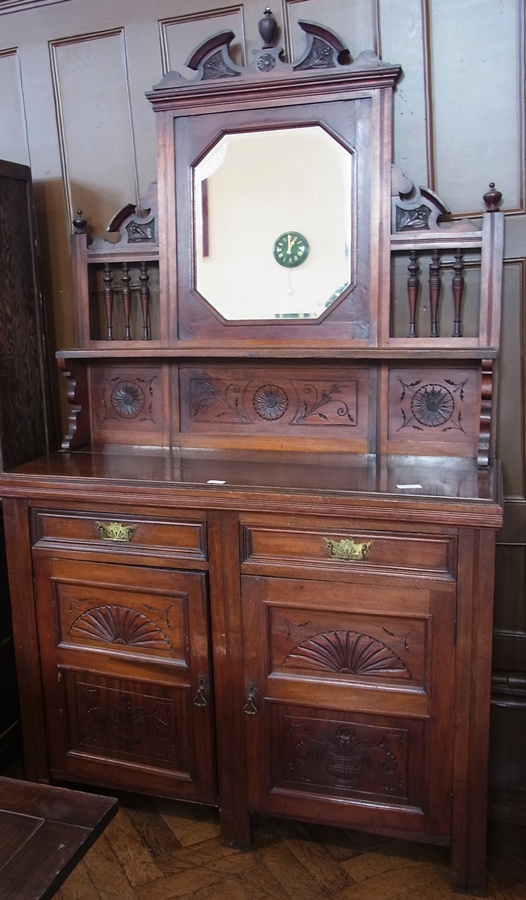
[287, 234, 297, 254]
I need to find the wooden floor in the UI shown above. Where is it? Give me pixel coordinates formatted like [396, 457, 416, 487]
[49, 789, 526, 900]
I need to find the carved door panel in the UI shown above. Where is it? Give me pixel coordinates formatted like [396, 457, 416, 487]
[33, 556, 216, 803]
[241, 575, 456, 839]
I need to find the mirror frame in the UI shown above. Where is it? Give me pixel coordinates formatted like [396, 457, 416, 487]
[147, 22, 401, 351]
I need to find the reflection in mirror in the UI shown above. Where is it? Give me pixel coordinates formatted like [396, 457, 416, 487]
[193, 126, 354, 321]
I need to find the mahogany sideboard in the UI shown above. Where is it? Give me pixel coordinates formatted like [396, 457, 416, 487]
[0, 17, 504, 895]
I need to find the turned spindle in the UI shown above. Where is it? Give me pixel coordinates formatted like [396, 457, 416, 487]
[121, 262, 132, 340]
[103, 263, 114, 341]
[452, 249, 465, 338]
[139, 262, 151, 340]
[407, 250, 420, 338]
[429, 250, 441, 337]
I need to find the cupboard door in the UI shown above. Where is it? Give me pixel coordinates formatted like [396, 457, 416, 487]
[33, 556, 216, 803]
[241, 575, 456, 839]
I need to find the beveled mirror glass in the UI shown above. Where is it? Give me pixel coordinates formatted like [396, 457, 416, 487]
[193, 125, 354, 321]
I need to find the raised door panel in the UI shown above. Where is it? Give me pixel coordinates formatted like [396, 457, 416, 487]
[242, 575, 456, 839]
[33, 556, 216, 803]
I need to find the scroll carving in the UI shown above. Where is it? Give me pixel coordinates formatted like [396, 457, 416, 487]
[87, 182, 158, 253]
[153, 11, 391, 92]
[58, 356, 90, 450]
[391, 167, 476, 235]
[189, 376, 357, 427]
[290, 383, 356, 425]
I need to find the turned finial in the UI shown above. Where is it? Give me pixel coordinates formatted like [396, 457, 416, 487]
[72, 209, 87, 233]
[483, 183, 502, 212]
[258, 8, 277, 48]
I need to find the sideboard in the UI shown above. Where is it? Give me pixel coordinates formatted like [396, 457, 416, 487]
[0, 16, 504, 895]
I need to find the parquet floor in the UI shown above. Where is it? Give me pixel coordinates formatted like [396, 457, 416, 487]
[51, 790, 526, 900]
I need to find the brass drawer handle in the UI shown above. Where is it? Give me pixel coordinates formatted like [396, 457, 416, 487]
[96, 521, 137, 542]
[324, 537, 372, 561]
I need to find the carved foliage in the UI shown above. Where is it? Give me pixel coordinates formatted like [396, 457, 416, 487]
[282, 716, 409, 800]
[75, 679, 181, 767]
[188, 375, 358, 428]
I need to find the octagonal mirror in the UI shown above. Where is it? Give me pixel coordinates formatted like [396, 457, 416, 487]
[193, 125, 354, 321]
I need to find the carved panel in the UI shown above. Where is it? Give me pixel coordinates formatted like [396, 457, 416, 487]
[285, 631, 411, 678]
[62, 671, 191, 772]
[90, 365, 165, 442]
[55, 579, 188, 664]
[271, 608, 425, 689]
[180, 365, 368, 443]
[388, 365, 480, 448]
[70, 606, 173, 653]
[272, 707, 423, 806]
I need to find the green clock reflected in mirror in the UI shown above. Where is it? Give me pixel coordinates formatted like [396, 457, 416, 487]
[273, 231, 310, 268]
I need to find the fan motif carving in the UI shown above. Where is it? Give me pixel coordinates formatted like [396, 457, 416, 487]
[70, 604, 173, 652]
[284, 630, 411, 678]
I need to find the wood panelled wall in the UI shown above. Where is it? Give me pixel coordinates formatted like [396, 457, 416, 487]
[0, 0, 524, 791]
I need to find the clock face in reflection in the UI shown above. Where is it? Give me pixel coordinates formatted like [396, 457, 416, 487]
[273, 231, 310, 268]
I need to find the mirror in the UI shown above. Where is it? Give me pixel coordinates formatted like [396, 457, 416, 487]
[193, 125, 354, 321]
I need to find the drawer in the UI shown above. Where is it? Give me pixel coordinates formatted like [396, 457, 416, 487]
[240, 518, 456, 580]
[31, 508, 207, 561]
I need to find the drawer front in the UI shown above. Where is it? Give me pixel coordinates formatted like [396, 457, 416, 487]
[32, 508, 207, 561]
[241, 517, 456, 580]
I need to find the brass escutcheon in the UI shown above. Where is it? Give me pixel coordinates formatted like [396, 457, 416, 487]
[324, 537, 373, 561]
[96, 521, 137, 542]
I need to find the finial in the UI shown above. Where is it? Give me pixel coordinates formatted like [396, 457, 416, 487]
[72, 209, 87, 233]
[258, 8, 277, 49]
[483, 183, 502, 212]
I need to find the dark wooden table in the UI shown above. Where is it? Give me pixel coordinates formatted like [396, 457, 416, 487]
[0, 776, 118, 899]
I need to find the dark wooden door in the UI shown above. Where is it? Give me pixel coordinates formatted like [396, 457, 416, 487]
[0, 160, 55, 768]
[33, 555, 217, 803]
[0, 160, 53, 470]
[242, 574, 456, 839]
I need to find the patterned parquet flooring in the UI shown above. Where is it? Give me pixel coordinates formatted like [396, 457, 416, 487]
[51, 790, 526, 900]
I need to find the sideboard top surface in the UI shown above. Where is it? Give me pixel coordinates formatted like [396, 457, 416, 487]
[0, 449, 502, 527]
